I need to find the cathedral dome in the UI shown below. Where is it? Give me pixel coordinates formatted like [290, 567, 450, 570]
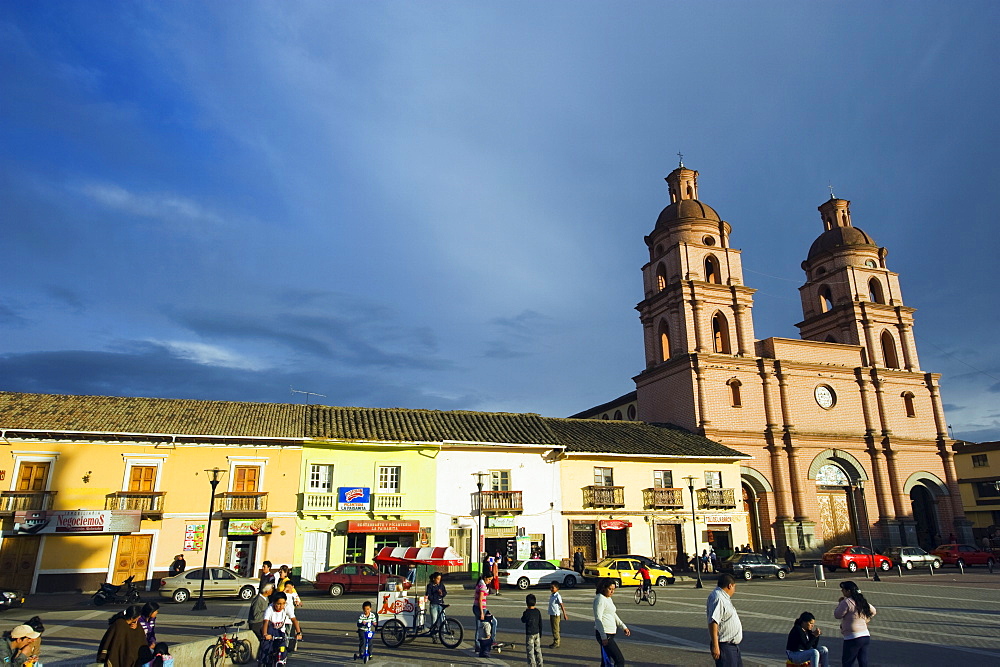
[655, 199, 721, 230]
[806, 225, 878, 260]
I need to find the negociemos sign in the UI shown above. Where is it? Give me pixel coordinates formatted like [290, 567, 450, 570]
[12, 510, 142, 535]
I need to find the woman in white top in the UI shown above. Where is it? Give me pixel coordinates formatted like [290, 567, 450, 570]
[593, 578, 630, 667]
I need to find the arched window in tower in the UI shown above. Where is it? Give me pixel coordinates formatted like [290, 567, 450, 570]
[881, 330, 900, 368]
[658, 320, 671, 361]
[868, 278, 885, 304]
[819, 286, 834, 313]
[727, 379, 743, 408]
[686, 185, 693, 198]
[712, 312, 732, 354]
[704, 255, 721, 284]
[656, 264, 667, 292]
[902, 392, 916, 418]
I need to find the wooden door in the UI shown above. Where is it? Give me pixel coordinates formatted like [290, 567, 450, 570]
[128, 466, 156, 492]
[0, 536, 41, 591]
[112, 534, 153, 586]
[817, 490, 855, 550]
[16, 463, 49, 491]
[234, 467, 259, 492]
[655, 523, 680, 565]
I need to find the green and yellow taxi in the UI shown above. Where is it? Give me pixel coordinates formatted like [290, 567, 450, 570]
[583, 556, 675, 586]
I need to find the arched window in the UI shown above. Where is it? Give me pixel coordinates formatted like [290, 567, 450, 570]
[654, 244, 663, 257]
[868, 278, 885, 304]
[658, 320, 671, 362]
[627, 405, 636, 420]
[881, 330, 900, 368]
[656, 264, 667, 291]
[601, 413, 609, 420]
[902, 392, 916, 418]
[613, 410, 622, 420]
[712, 312, 732, 354]
[819, 286, 834, 313]
[705, 255, 721, 284]
[728, 379, 743, 408]
[686, 185, 693, 198]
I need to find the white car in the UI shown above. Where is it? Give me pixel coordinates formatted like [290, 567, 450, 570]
[499, 560, 583, 590]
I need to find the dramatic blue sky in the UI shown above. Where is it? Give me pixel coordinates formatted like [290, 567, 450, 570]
[2, 2, 999, 440]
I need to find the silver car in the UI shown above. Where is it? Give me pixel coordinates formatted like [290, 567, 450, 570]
[158, 567, 259, 603]
[884, 546, 942, 570]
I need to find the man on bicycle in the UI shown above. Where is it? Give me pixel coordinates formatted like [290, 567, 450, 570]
[637, 563, 652, 600]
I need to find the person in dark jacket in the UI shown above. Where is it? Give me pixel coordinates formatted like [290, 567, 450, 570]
[97, 605, 146, 667]
[785, 611, 828, 667]
[425, 572, 447, 643]
[784, 546, 797, 572]
[249, 584, 274, 644]
[167, 554, 186, 577]
[573, 549, 585, 574]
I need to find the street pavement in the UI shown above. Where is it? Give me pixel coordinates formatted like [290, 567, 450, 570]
[20, 567, 1000, 666]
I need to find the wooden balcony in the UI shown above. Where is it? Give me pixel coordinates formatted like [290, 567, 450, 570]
[583, 485, 625, 508]
[697, 488, 737, 509]
[105, 492, 166, 519]
[214, 492, 268, 517]
[0, 491, 57, 515]
[643, 487, 685, 509]
[471, 490, 523, 514]
[373, 493, 405, 511]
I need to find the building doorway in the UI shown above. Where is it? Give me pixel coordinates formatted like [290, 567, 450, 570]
[910, 485, 940, 550]
[742, 484, 762, 551]
[655, 523, 681, 566]
[0, 536, 40, 592]
[816, 464, 858, 550]
[113, 534, 153, 588]
[300, 532, 330, 581]
[604, 527, 628, 556]
[226, 540, 256, 577]
[571, 523, 597, 563]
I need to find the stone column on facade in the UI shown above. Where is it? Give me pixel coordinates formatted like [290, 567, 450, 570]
[733, 303, 752, 356]
[925, 374, 951, 441]
[690, 296, 706, 353]
[693, 362, 711, 430]
[642, 318, 655, 368]
[859, 304, 877, 367]
[855, 370, 892, 522]
[938, 447, 974, 543]
[896, 321, 916, 371]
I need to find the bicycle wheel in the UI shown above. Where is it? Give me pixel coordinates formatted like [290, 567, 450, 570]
[646, 588, 657, 606]
[232, 638, 254, 665]
[203, 641, 225, 667]
[380, 619, 407, 648]
[634, 588, 642, 604]
[439, 617, 464, 649]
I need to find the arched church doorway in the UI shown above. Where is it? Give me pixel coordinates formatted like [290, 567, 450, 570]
[742, 483, 761, 552]
[911, 485, 940, 550]
[816, 464, 859, 551]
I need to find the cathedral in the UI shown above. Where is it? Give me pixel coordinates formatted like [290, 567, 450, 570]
[576, 164, 972, 556]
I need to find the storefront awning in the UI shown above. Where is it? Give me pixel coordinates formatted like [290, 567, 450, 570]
[374, 546, 465, 566]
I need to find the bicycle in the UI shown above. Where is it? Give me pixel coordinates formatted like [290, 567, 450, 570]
[203, 620, 253, 666]
[633, 585, 656, 606]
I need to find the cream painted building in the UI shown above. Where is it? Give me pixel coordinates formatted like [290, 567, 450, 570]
[953, 441, 1000, 542]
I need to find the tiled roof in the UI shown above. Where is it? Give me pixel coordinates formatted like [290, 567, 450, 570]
[0, 392, 304, 439]
[548, 418, 747, 458]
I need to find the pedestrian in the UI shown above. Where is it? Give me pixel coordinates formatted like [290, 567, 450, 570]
[637, 562, 652, 599]
[138, 602, 159, 650]
[834, 581, 876, 667]
[354, 600, 378, 662]
[283, 582, 302, 609]
[137, 641, 172, 667]
[593, 578, 629, 667]
[275, 565, 291, 592]
[259, 561, 275, 590]
[982, 535, 991, 550]
[168, 554, 186, 577]
[425, 572, 447, 643]
[785, 611, 828, 667]
[573, 548, 585, 574]
[676, 550, 688, 572]
[521, 593, 544, 667]
[710, 550, 719, 573]
[2, 624, 40, 666]
[18, 615, 43, 665]
[473, 571, 498, 657]
[97, 605, 146, 667]
[707, 573, 743, 667]
[249, 584, 274, 645]
[701, 550, 710, 573]
[405, 564, 417, 586]
[784, 545, 797, 573]
[491, 554, 502, 597]
[547, 581, 568, 649]
[767, 545, 777, 562]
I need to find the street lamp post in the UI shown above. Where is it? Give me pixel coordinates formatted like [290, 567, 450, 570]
[684, 476, 703, 589]
[473, 472, 488, 577]
[193, 467, 226, 611]
[858, 480, 881, 582]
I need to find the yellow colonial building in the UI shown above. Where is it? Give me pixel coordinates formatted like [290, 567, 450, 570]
[954, 441, 1000, 542]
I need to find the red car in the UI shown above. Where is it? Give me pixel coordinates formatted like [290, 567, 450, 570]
[821, 545, 893, 573]
[930, 544, 997, 568]
[312, 563, 411, 597]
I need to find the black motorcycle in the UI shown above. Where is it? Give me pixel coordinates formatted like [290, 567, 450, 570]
[93, 575, 142, 606]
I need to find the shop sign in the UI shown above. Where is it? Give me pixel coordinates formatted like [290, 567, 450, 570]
[703, 515, 732, 524]
[227, 519, 273, 536]
[11, 510, 141, 535]
[516, 535, 532, 560]
[338, 487, 371, 511]
[418, 526, 432, 547]
[347, 520, 420, 534]
[599, 519, 632, 531]
[184, 523, 206, 551]
[487, 516, 516, 528]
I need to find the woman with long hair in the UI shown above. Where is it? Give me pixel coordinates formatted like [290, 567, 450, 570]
[593, 578, 630, 667]
[785, 611, 828, 667]
[138, 602, 160, 649]
[834, 581, 876, 667]
[96, 605, 146, 667]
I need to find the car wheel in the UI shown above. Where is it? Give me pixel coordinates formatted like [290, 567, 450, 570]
[742, 569, 752, 581]
[238, 585, 255, 600]
[956, 558, 965, 569]
[329, 583, 344, 597]
[847, 562, 858, 573]
[879, 560, 891, 571]
[517, 577, 530, 590]
[776, 569, 787, 580]
[655, 576, 668, 587]
[563, 575, 577, 588]
[905, 561, 913, 570]
[932, 559, 941, 569]
[172, 588, 190, 603]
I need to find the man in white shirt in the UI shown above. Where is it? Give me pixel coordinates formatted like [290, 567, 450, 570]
[707, 573, 743, 667]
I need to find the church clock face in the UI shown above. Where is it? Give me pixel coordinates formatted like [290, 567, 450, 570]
[814, 384, 836, 409]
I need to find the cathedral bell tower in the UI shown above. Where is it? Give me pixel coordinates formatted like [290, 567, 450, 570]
[797, 195, 920, 371]
[633, 163, 758, 430]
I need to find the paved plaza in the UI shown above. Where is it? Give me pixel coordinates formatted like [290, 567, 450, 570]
[25, 569, 1000, 666]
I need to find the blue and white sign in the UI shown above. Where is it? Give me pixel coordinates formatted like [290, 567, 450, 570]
[338, 487, 371, 511]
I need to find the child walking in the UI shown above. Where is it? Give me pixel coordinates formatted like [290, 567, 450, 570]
[547, 582, 568, 648]
[520, 593, 544, 667]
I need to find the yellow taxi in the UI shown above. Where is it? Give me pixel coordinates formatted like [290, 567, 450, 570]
[583, 556, 675, 586]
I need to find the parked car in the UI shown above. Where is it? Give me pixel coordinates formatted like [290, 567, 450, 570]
[499, 560, 583, 590]
[821, 545, 893, 573]
[0, 589, 25, 610]
[158, 567, 258, 603]
[583, 557, 674, 586]
[313, 563, 410, 597]
[718, 553, 789, 580]
[884, 546, 942, 570]
[619, 554, 673, 574]
[930, 544, 997, 568]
